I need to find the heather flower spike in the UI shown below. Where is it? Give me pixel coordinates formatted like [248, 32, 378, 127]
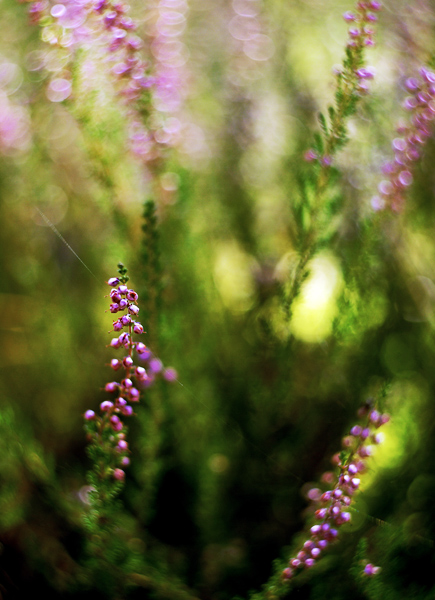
[371, 66, 435, 212]
[305, 1, 381, 167]
[286, 1, 380, 320]
[84, 263, 177, 488]
[281, 401, 389, 583]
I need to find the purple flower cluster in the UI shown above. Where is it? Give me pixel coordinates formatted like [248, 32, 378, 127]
[84, 274, 177, 481]
[371, 67, 435, 212]
[344, 1, 381, 51]
[127, 0, 190, 159]
[282, 403, 389, 581]
[24, 0, 92, 101]
[304, 1, 381, 166]
[22, 0, 191, 171]
[94, 0, 154, 103]
[24, 0, 153, 103]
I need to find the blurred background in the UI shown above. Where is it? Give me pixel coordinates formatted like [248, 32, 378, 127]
[2, 0, 435, 598]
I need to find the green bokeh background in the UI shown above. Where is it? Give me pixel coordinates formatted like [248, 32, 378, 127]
[1, 1, 435, 598]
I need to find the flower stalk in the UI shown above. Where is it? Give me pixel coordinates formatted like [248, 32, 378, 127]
[285, 1, 381, 319]
[281, 400, 389, 583]
[84, 263, 176, 521]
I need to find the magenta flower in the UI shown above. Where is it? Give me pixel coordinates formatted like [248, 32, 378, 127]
[364, 563, 381, 575]
[304, 1, 381, 167]
[282, 401, 389, 582]
[371, 66, 435, 212]
[84, 264, 178, 482]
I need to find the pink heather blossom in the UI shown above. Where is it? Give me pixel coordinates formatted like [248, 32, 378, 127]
[282, 402, 389, 582]
[84, 268, 180, 484]
[304, 1, 380, 167]
[371, 66, 435, 212]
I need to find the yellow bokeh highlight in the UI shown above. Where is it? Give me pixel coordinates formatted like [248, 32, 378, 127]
[361, 377, 427, 490]
[213, 242, 256, 313]
[290, 253, 343, 343]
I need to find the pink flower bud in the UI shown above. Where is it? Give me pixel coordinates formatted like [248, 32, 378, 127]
[129, 388, 140, 401]
[303, 540, 314, 551]
[123, 356, 134, 368]
[113, 319, 123, 332]
[113, 468, 125, 481]
[110, 291, 122, 302]
[136, 344, 151, 359]
[359, 445, 372, 457]
[364, 563, 381, 576]
[348, 463, 358, 475]
[111, 359, 122, 370]
[110, 337, 122, 348]
[136, 366, 147, 379]
[361, 427, 370, 440]
[105, 382, 118, 392]
[127, 290, 138, 301]
[304, 149, 317, 162]
[343, 11, 356, 21]
[128, 304, 139, 315]
[110, 414, 120, 425]
[117, 440, 128, 451]
[356, 67, 375, 79]
[133, 322, 144, 334]
[305, 558, 315, 568]
[119, 332, 129, 345]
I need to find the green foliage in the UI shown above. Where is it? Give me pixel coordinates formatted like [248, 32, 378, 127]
[318, 112, 329, 137]
[140, 199, 163, 338]
[2, 1, 435, 599]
